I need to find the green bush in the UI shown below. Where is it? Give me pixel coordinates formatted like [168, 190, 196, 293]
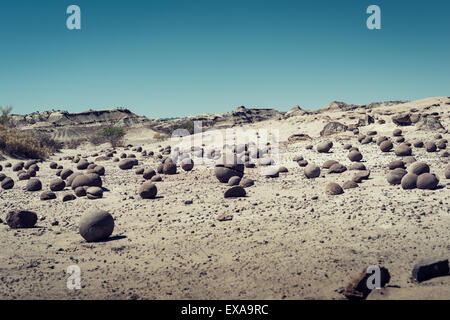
[170, 121, 195, 135]
[0, 105, 13, 127]
[99, 126, 125, 148]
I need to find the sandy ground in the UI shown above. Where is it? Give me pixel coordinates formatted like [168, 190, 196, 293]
[0, 97, 449, 300]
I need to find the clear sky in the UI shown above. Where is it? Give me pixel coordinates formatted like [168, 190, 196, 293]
[0, 0, 449, 118]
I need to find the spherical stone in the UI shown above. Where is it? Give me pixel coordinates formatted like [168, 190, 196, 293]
[139, 182, 158, 199]
[79, 210, 114, 242]
[377, 136, 389, 146]
[74, 187, 87, 197]
[58, 169, 73, 181]
[393, 129, 402, 136]
[150, 175, 163, 182]
[325, 182, 344, 195]
[278, 166, 288, 173]
[322, 160, 338, 169]
[409, 162, 430, 176]
[224, 186, 246, 198]
[401, 173, 418, 190]
[18, 172, 30, 181]
[143, 169, 156, 180]
[215, 165, 244, 183]
[352, 170, 371, 183]
[239, 178, 254, 188]
[380, 140, 393, 152]
[436, 140, 447, 150]
[156, 163, 164, 174]
[349, 151, 363, 162]
[404, 156, 416, 164]
[388, 160, 405, 170]
[395, 144, 412, 156]
[413, 141, 424, 148]
[293, 155, 304, 162]
[27, 169, 37, 177]
[1, 177, 14, 189]
[50, 178, 66, 192]
[76, 161, 89, 170]
[328, 163, 347, 174]
[6, 210, 37, 228]
[118, 158, 138, 170]
[348, 163, 366, 171]
[416, 173, 439, 190]
[445, 165, 450, 179]
[228, 176, 241, 186]
[26, 178, 42, 192]
[66, 172, 84, 186]
[181, 158, 194, 171]
[24, 160, 37, 170]
[361, 136, 373, 145]
[49, 162, 58, 169]
[304, 164, 320, 179]
[86, 187, 103, 199]
[0, 173, 6, 181]
[71, 173, 102, 189]
[62, 193, 76, 202]
[12, 162, 24, 172]
[425, 142, 437, 152]
[342, 181, 358, 189]
[367, 130, 377, 136]
[297, 160, 308, 167]
[40, 191, 56, 201]
[386, 168, 407, 185]
[135, 168, 144, 175]
[434, 134, 443, 139]
[88, 165, 105, 176]
[317, 141, 333, 153]
[162, 158, 177, 175]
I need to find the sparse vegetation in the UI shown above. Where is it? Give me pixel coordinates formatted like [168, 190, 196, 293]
[153, 132, 169, 141]
[64, 138, 87, 149]
[0, 105, 13, 127]
[0, 107, 60, 159]
[0, 126, 60, 159]
[170, 121, 195, 135]
[91, 125, 125, 148]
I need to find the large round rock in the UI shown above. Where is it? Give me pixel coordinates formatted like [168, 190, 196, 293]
[348, 151, 363, 162]
[395, 144, 412, 157]
[401, 173, 418, 190]
[1, 177, 14, 190]
[6, 210, 37, 228]
[380, 140, 393, 152]
[71, 173, 102, 189]
[26, 178, 42, 192]
[50, 178, 66, 192]
[162, 158, 177, 175]
[215, 163, 244, 183]
[409, 162, 430, 176]
[79, 210, 114, 242]
[317, 141, 333, 153]
[325, 182, 344, 195]
[139, 182, 158, 199]
[181, 158, 194, 172]
[224, 186, 246, 198]
[304, 164, 320, 179]
[416, 173, 439, 190]
[118, 158, 138, 170]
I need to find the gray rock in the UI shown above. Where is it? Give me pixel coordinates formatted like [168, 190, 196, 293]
[79, 210, 114, 242]
[412, 258, 449, 282]
[6, 210, 37, 228]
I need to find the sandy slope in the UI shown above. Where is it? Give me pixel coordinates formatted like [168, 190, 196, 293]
[0, 97, 449, 300]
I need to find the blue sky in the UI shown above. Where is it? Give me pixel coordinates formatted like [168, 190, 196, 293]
[0, 0, 449, 118]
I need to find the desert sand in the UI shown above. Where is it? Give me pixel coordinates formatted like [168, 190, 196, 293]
[1, 97, 449, 300]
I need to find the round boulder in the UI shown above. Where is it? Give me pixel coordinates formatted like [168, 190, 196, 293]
[416, 173, 439, 190]
[401, 173, 418, 190]
[139, 182, 158, 199]
[325, 182, 344, 195]
[1, 177, 14, 190]
[304, 164, 320, 178]
[348, 151, 363, 162]
[40, 191, 57, 201]
[6, 210, 37, 228]
[50, 178, 66, 192]
[79, 210, 114, 242]
[224, 186, 246, 198]
[317, 141, 333, 153]
[409, 162, 430, 176]
[26, 178, 42, 192]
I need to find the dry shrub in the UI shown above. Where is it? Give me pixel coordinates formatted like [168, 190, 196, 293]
[154, 132, 169, 141]
[65, 138, 86, 149]
[0, 126, 59, 159]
